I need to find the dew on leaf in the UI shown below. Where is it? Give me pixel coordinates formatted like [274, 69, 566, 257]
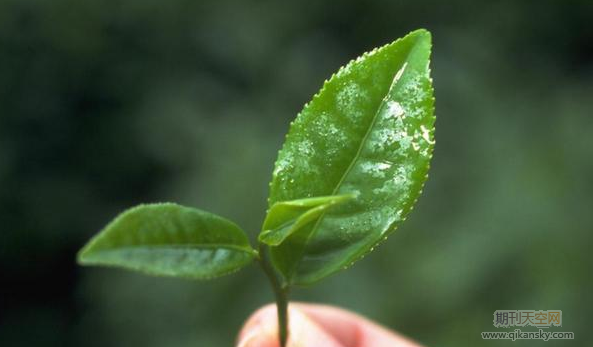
[386, 101, 405, 119]
[360, 161, 389, 179]
[420, 125, 435, 144]
[336, 82, 367, 120]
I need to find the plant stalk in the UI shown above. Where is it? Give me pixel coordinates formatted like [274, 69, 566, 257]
[258, 244, 290, 347]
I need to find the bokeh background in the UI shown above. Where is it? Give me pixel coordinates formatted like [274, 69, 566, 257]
[1, 0, 592, 346]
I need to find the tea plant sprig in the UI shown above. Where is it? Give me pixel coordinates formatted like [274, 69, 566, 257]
[78, 28, 435, 347]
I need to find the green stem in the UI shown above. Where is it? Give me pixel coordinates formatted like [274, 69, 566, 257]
[258, 244, 290, 347]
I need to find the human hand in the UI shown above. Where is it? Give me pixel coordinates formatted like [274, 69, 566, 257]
[236, 303, 424, 347]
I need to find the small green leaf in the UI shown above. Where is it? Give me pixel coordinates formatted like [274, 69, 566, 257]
[78, 203, 256, 279]
[268, 29, 435, 285]
[259, 193, 357, 246]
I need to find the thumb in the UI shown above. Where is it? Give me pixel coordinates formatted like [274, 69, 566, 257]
[237, 304, 344, 347]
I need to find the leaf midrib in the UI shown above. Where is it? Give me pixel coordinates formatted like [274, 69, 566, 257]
[85, 243, 256, 256]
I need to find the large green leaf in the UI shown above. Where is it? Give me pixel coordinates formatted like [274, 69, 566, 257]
[259, 194, 356, 246]
[78, 203, 256, 279]
[267, 29, 435, 285]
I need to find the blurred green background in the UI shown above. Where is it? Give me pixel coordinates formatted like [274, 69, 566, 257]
[1, 0, 592, 346]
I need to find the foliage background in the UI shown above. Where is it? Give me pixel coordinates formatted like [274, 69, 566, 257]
[1, 0, 591, 346]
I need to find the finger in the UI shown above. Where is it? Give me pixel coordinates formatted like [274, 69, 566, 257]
[237, 304, 345, 347]
[294, 303, 423, 347]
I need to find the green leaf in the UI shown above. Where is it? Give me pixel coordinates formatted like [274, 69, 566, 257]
[78, 203, 256, 279]
[259, 193, 357, 246]
[267, 29, 435, 285]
